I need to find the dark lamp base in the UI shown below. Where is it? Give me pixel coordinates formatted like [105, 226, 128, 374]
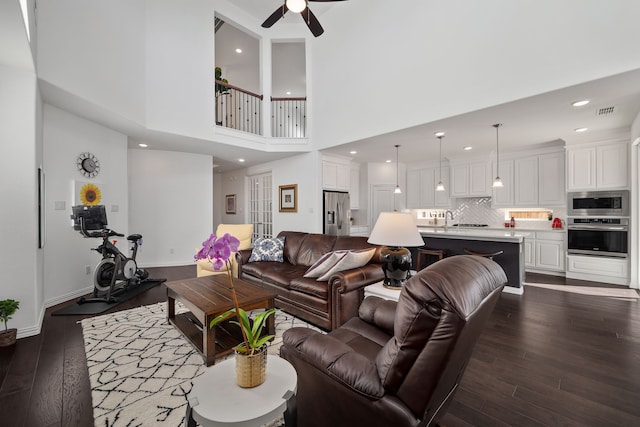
[380, 246, 413, 289]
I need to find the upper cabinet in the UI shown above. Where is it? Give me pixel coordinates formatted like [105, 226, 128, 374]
[406, 166, 451, 209]
[322, 157, 350, 191]
[492, 149, 565, 208]
[450, 161, 491, 198]
[567, 142, 628, 191]
[350, 163, 360, 209]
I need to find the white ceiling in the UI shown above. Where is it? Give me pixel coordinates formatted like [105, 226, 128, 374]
[224, 1, 640, 165]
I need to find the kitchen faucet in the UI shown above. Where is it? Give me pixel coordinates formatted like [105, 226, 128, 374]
[444, 210, 454, 231]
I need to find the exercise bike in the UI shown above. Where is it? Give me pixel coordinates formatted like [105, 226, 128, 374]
[71, 205, 149, 303]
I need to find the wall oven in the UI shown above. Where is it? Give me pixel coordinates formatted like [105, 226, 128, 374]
[567, 218, 628, 258]
[567, 190, 629, 216]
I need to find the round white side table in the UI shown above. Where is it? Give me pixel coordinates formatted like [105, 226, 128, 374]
[186, 355, 297, 427]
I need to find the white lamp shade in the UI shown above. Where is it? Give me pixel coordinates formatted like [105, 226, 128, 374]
[367, 212, 424, 247]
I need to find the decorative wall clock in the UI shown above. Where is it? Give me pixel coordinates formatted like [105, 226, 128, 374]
[77, 152, 100, 178]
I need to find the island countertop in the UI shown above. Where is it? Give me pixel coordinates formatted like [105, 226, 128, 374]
[418, 227, 530, 243]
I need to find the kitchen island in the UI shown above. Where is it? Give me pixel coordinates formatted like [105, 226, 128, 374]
[413, 227, 529, 294]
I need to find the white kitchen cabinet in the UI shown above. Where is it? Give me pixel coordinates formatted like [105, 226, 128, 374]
[491, 159, 514, 207]
[538, 152, 566, 206]
[322, 159, 350, 191]
[514, 156, 539, 205]
[524, 231, 565, 274]
[450, 161, 490, 198]
[567, 142, 628, 190]
[350, 164, 360, 209]
[406, 167, 450, 208]
[566, 255, 629, 285]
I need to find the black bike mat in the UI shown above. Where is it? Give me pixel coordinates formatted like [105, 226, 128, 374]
[52, 278, 166, 316]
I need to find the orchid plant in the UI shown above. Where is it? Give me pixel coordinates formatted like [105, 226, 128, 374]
[194, 233, 275, 355]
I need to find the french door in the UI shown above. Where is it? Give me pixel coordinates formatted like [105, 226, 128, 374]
[248, 172, 273, 239]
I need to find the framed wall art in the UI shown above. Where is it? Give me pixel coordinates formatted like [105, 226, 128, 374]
[225, 194, 237, 214]
[279, 184, 297, 213]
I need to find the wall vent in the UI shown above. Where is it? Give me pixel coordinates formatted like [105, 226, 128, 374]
[596, 106, 615, 116]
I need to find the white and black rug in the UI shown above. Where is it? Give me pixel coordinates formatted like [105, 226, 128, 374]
[81, 302, 320, 427]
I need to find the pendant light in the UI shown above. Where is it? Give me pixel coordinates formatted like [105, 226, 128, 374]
[492, 123, 504, 188]
[394, 144, 402, 194]
[435, 133, 445, 192]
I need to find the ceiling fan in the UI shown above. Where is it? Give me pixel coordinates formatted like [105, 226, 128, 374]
[262, 0, 346, 37]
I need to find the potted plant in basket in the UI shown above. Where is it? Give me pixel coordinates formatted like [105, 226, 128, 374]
[0, 299, 20, 347]
[195, 233, 276, 388]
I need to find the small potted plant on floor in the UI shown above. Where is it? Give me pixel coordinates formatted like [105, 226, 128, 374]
[195, 233, 276, 387]
[0, 299, 20, 347]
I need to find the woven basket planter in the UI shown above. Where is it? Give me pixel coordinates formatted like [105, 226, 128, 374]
[0, 328, 17, 347]
[235, 345, 267, 388]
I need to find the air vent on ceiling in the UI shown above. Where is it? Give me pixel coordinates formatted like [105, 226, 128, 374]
[596, 106, 615, 116]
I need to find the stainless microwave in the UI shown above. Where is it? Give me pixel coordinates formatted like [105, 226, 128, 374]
[567, 190, 629, 216]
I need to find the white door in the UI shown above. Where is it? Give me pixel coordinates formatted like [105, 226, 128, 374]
[248, 172, 273, 239]
[371, 184, 396, 228]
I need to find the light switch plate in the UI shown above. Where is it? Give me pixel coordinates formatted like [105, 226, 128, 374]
[54, 201, 66, 210]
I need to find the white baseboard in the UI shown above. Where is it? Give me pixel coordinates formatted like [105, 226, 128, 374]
[502, 286, 524, 295]
[45, 285, 93, 309]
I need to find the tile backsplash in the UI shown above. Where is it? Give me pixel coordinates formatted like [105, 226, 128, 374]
[412, 197, 566, 229]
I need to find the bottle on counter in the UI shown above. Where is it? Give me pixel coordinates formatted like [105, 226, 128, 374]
[510, 216, 515, 228]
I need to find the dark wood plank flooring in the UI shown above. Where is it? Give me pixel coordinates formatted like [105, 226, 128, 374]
[1, 267, 639, 426]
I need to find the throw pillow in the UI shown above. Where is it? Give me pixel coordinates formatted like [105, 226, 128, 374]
[303, 250, 348, 278]
[248, 236, 286, 263]
[317, 248, 377, 281]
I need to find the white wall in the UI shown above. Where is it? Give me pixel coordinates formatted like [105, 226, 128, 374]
[43, 105, 129, 305]
[220, 168, 248, 225]
[0, 65, 40, 337]
[310, 0, 640, 149]
[128, 149, 213, 267]
[37, 0, 146, 124]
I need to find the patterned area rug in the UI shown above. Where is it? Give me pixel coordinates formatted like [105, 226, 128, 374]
[81, 302, 321, 426]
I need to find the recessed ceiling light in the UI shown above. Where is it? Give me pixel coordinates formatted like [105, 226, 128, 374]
[138, 143, 148, 148]
[385, 159, 392, 163]
[434, 131, 445, 137]
[286, 91, 291, 95]
[235, 48, 242, 54]
[238, 158, 245, 162]
[572, 100, 590, 107]
[463, 146, 473, 151]
[574, 127, 588, 132]
[350, 150, 357, 154]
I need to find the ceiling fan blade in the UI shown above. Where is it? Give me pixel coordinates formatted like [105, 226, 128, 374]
[301, 7, 324, 37]
[262, 5, 288, 28]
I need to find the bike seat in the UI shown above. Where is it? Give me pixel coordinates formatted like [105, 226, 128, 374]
[127, 234, 142, 241]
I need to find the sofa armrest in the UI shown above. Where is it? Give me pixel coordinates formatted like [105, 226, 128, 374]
[235, 249, 252, 279]
[327, 264, 385, 330]
[281, 328, 384, 398]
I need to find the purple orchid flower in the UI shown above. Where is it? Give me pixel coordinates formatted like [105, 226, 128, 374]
[194, 233, 240, 271]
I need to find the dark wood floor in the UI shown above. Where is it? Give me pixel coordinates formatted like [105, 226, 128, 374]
[1, 267, 640, 427]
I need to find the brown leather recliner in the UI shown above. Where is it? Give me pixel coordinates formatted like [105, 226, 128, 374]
[280, 255, 507, 427]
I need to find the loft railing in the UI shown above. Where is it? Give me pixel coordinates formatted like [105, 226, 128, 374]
[215, 80, 263, 135]
[271, 97, 307, 138]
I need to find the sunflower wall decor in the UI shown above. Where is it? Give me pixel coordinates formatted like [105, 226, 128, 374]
[75, 181, 103, 206]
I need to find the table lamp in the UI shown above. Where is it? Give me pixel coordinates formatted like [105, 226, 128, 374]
[367, 211, 424, 289]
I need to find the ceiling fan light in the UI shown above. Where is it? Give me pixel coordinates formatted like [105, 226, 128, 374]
[492, 176, 504, 188]
[436, 181, 445, 192]
[286, 0, 306, 13]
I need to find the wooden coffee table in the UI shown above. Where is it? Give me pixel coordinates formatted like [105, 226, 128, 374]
[166, 275, 276, 366]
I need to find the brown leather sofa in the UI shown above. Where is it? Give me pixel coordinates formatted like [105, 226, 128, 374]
[280, 255, 507, 427]
[236, 231, 384, 330]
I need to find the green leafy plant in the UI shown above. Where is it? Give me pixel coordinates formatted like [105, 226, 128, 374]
[195, 233, 276, 355]
[215, 66, 229, 95]
[0, 299, 20, 332]
[210, 307, 276, 354]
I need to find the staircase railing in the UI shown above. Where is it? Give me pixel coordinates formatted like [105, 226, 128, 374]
[271, 97, 307, 138]
[215, 80, 263, 135]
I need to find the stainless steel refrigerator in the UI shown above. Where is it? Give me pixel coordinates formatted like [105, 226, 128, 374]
[323, 191, 350, 236]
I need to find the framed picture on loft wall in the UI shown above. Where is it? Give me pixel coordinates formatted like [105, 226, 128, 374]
[225, 194, 237, 214]
[279, 184, 297, 213]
